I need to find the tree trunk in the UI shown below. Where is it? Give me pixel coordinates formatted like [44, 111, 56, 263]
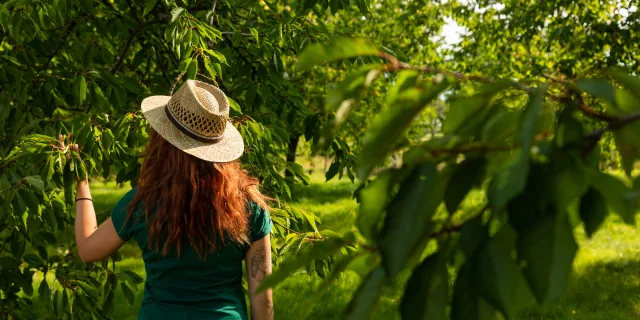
[285, 135, 300, 179]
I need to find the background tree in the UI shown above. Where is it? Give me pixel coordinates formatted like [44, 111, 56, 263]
[0, 0, 366, 318]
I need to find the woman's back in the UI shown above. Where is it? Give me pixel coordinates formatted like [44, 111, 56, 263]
[73, 80, 274, 320]
[112, 189, 272, 320]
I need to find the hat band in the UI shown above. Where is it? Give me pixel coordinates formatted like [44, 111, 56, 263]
[164, 105, 225, 143]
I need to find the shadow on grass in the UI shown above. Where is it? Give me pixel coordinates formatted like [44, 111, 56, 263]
[518, 258, 640, 320]
[290, 179, 356, 204]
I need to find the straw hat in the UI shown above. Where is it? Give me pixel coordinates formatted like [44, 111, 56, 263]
[141, 80, 243, 162]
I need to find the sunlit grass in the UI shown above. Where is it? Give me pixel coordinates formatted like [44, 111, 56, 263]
[28, 170, 640, 319]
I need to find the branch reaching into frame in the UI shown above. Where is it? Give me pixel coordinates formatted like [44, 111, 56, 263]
[43, 20, 77, 70]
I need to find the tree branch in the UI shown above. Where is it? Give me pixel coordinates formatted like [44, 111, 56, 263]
[380, 52, 615, 122]
[110, 28, 140, 75]
[43, 20, 76, 70]
[428, 204, 489, 238]
[169, 72, 185, 95]
[585, 110, 640, 141]
[110, 21, 164, 75]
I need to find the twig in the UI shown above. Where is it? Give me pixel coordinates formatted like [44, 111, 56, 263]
[169, 72, 186, 95]
[196, 73, 217, 85]
[43, 20, 76, 70]
[575, 93, 614, 122]
[380, 51, 495, 84]
[428, 204, 489, 238]
[584, 110, 640, 141]
[426, 143, 514, 159]
[272, 220, 302, 236]
[110, 28, 139, 74]
[543, 74, 614, 122]
[210, 0, 218, 25]
[110, 21, 164, 75]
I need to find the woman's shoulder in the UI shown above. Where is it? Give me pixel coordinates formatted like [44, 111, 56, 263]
[247, 200, 272, 241]
[247, 200, 269, 215]
[114, 188, 138, 211]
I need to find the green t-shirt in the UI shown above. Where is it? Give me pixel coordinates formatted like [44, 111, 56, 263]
[111, 188, 272, 320]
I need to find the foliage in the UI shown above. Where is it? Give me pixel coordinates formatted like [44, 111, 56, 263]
[0, 0, 369, 318]
[260, 34, 640, 320]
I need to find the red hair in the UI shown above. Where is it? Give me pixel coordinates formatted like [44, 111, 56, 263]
[127, 130, 269, 258]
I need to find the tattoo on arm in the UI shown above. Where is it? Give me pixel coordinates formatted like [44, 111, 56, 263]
[250, 247, 268, 282]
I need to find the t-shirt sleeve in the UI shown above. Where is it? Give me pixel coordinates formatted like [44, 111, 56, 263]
[110, 188, 138, 242]
[250, 202, 272, 242]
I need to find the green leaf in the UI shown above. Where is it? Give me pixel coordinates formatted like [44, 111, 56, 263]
[11, 189, 26, 215]
[445, 158, 486, 214]
[326, 64, 381, 134]
[297, 37, 379, 71]
[551, 159, 590, 208]
[23, 175, 44, 191]
[400, 252, 448, 320]
[54, 290, 63, 314]
[518, 213, 577, 303]
[0, 256, 20, 269]
[22, 190, 40, 215]
[76, 281, 99, 301]
[286, 162, 310, 185]
[378, 163, 444, 278]
[203, 56, 217, 79]
[343, 267, 385, 320]
[357, 71, 449, 180]
[43, 206, 57, 232]
[103, 288, 115, 317]
[481, 110, 521, 142]
[325, 160, 340, 181]
[588, 170, 635, 224]
[227, 97, 242, 114]
[123, 270, 144, 284]
[301, 253, 361, 319]
[38, 279, 51, 303]
[451, 263, 499, 320]
[250, 28, 259, 42]
[76, 159, 88, 181]
[143, 0, 157, 16]
[579, 188, 607, 238]
[121, 282, 135, 304]
[258, 233, 355, 292]
[186, 59, 198, 80]
[488, 86, 546, 209]
[170, 7, 185, 23]
[476, 226, 533, 319]
[357, 170, 394, 242]
[73, 76, 87, 105]
[519, 85, 547, 150]
[79, 0, 93, 13]
[609, 70, 640, 102]
[575, 78, 615, 104]
[445, 81, 514, 136]
[40, 156, 55, 184]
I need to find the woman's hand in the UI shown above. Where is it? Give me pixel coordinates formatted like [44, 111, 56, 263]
[56, 133, 88, 182]
[69, 134, 125, 262]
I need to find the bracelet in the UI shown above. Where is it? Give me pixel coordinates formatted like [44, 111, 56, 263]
[75, 198, 93, 202]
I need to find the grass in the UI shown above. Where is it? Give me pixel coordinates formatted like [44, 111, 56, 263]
[30, 171, 640, 319]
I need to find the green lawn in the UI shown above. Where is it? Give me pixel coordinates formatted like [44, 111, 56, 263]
[32, 172, 640, 319]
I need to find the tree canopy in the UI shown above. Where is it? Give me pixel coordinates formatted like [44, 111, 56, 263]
[2, 0, 640, 319]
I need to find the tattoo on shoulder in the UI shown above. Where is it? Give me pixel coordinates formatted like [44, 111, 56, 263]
[251, 248, 268, 282]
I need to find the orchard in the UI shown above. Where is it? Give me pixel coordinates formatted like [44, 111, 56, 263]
[1, 0, 640, 319]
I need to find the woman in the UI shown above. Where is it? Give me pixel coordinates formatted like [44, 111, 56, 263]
[72, 80, 274, 320]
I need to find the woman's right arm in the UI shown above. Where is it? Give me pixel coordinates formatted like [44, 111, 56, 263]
[245, 235, 274, 320]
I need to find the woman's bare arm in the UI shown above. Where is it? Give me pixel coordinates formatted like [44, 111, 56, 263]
[72, 143, 125, 262]
[245, 235, 274, 320]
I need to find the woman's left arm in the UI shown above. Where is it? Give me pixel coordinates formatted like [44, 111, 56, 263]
[73, 145, 125, 263]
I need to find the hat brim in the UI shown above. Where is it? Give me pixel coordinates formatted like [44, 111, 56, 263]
[141, 95, 244, 162]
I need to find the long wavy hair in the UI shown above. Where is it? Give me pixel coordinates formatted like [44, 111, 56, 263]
[127, 130, 269, 258]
